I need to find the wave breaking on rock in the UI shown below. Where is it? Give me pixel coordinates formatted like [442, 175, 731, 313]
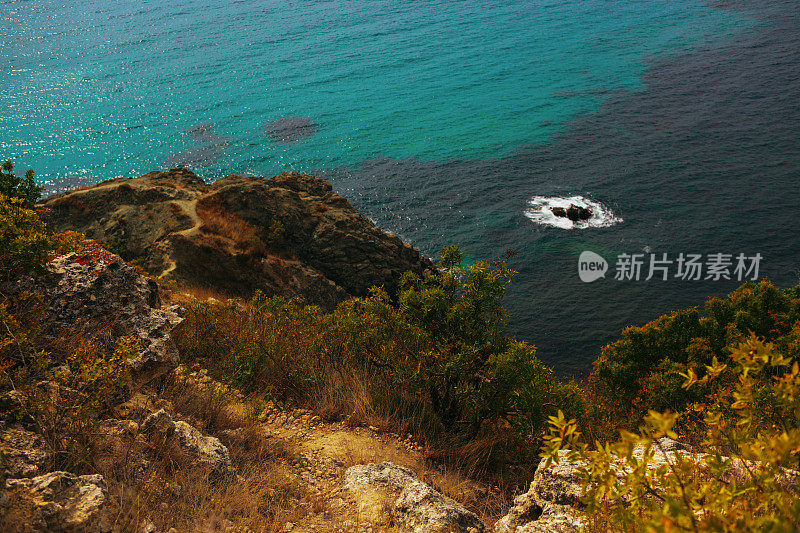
[524, 195, 621, 229]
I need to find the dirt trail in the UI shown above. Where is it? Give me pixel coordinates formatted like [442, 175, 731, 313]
[172, 199, 202, 238]
[249, 402, 496, 533]
[158, 199, 203, 278]
[257, 405, 429, 532]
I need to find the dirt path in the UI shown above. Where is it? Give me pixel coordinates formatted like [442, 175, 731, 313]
[257, 405, 426, 532]
[253, 404, 494, 533]
[157, 199, 203, 278]
[172, 199, 202, 238]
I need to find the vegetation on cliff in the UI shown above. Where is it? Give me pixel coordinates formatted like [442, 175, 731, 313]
[1, 165, 799, 531]
[0, 160, 42, 208]
[175, 244, 581, 473]
[544, 334, 800, 531]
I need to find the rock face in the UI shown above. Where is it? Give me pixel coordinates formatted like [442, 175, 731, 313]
[343, 462, 486, 533]
[141, 409, 233, 474]
[39, 243, 183, 381]
[42, 168, 434, 309]
[494, 452, 587, 533]
[0, 471, 111, 532]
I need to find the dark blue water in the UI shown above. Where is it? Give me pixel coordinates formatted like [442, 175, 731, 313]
[317, 0, 800, 374]
[3, 0, 798, 373]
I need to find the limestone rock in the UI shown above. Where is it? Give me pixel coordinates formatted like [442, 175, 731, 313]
[494, 489, 584, 533]
[494, 437, 778, 533]
[0, 427, 51, 479]
[112, 391, 172, 421]
[142, 409, 233, 474]
[42, 168, 434, 309]
[343, 461, 486, 533]
[41, 244, 183, 381]
[0, 471, 111, 532]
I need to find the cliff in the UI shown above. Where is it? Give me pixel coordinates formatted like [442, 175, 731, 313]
[41, 169, 434, 308]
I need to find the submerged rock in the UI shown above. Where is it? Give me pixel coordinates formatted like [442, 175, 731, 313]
[163, 144, 223, 169]
[163, 123, 232, 169]
[265, 116, 316, 143]
[344, 461, 486, 533]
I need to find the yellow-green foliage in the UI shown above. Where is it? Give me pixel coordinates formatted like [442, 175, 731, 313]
[543, 335, 800, 532]
[0, 193, 128, 472]
[0, 194, 55, 280]
[0, 193, 85, 280]
[0, 288, 136, 472]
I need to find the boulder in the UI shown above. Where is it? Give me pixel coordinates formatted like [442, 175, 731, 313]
[112, 391, 172, 421]
[343, 462, 486, 533]
[41, 168, 434, 309]
[0, 471, 111, 532]
[41, 243, 183, 381]
[565, 205, 592, 222]
[550, 207, 566, 218]
[141, 409, 233, 474]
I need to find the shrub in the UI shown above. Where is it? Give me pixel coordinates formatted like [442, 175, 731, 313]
[591, 280, 800, 420]
[0, 193, 86, 280]
[398, 248, 554, 433]
[0, 160, 43, 207]
[0, 194, 55, 280]
[174, 247, 575, 470]
[543, 334, 800, 532]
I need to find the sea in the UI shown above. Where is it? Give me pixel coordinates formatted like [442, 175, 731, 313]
[2, 0, 799, 375]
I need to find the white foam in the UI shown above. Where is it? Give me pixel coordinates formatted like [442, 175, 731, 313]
[524, 195, 622, 230]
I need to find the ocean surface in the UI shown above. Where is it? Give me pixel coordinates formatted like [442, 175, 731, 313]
[3, 0, 799, 374]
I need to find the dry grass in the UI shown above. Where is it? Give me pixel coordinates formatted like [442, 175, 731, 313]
[196, 193, 267, 255]
[309, 372, 515, 525]
[45, 194, 90, 214]
[94, 374, 316, 532]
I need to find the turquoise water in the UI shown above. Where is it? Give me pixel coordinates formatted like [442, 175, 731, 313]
[8, 0, 794, 375]
[2, 0, 748, 183]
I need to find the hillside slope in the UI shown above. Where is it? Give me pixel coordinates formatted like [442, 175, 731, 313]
[41, 169, 433, 309]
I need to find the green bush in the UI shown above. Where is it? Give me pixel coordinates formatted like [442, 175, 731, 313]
[591, 280, 800, 420]
[398, 247, 573, 439]
[0, 160, 43, 207]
